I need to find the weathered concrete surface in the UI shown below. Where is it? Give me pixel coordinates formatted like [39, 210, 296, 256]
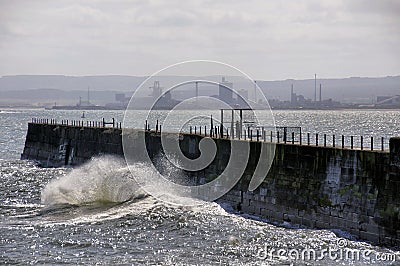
[21, 123, 123, 167]
[21, 123, 400, 246]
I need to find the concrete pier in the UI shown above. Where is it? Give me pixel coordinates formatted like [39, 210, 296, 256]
[21, 122, 400, 246]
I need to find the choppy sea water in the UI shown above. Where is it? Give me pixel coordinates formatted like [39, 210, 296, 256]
[1, 108, 400, 265]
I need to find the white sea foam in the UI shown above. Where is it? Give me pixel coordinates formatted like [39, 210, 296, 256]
[41, 156, 146, 205]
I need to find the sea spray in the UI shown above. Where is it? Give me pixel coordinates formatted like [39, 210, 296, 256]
[41, 154, 205, 207]
[41, 156, 146, 205]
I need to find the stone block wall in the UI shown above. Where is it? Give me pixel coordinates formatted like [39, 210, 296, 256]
[21, 123, 123, 167]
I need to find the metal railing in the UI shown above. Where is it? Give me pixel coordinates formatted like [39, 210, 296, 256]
[31, 118, 390, 151]
[31, 118, 122, 129]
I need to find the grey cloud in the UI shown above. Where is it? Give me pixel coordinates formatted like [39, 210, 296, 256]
[0, 0, 398, 79]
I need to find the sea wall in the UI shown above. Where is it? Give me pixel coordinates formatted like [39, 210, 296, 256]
[21, 122, 400, 246]
[21, 122, 123, 167]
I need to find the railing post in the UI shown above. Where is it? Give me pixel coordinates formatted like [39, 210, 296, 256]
[371, 137, 373, 151]
[342, 135, 344, 149]
[145, 120, 148, 131]
[307, 133, 310, 145]
[277, 131, 280, 143]
[292, 132, 294, 144]
[361, 136, 363, 150]
[333, 135, 335, 147]
[270, 131, 273, 142]
[324, 134, 326, 147]
[316, 133, 319, 147]
[250, 130, 253, 141]
[381, 137, 384, 151]
[351, 136, 353, 149]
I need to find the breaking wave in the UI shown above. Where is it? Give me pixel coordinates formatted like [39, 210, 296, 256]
[41, 156, 146, 206]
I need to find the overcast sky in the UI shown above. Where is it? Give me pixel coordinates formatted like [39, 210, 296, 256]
[0, 0, 399, 80]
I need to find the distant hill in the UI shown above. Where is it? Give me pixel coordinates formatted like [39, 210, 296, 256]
[0, 88, 130, 106]
[0, 75, 146, 92]
[0, 75, 399, 105]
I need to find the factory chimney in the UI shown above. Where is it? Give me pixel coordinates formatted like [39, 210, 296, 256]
[314, 74, 317, 102]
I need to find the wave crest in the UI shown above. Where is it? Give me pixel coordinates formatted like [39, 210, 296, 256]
[41, 156, 145, 206]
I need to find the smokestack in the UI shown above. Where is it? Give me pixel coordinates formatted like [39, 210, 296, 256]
[319, 83, 322, 102]
[314, 74, 317, 102]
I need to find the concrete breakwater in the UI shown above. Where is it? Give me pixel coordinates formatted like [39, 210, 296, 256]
[21, 121, 400, 246]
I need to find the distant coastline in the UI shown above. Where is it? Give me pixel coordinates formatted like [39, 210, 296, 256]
[2, 105, 400, 111]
